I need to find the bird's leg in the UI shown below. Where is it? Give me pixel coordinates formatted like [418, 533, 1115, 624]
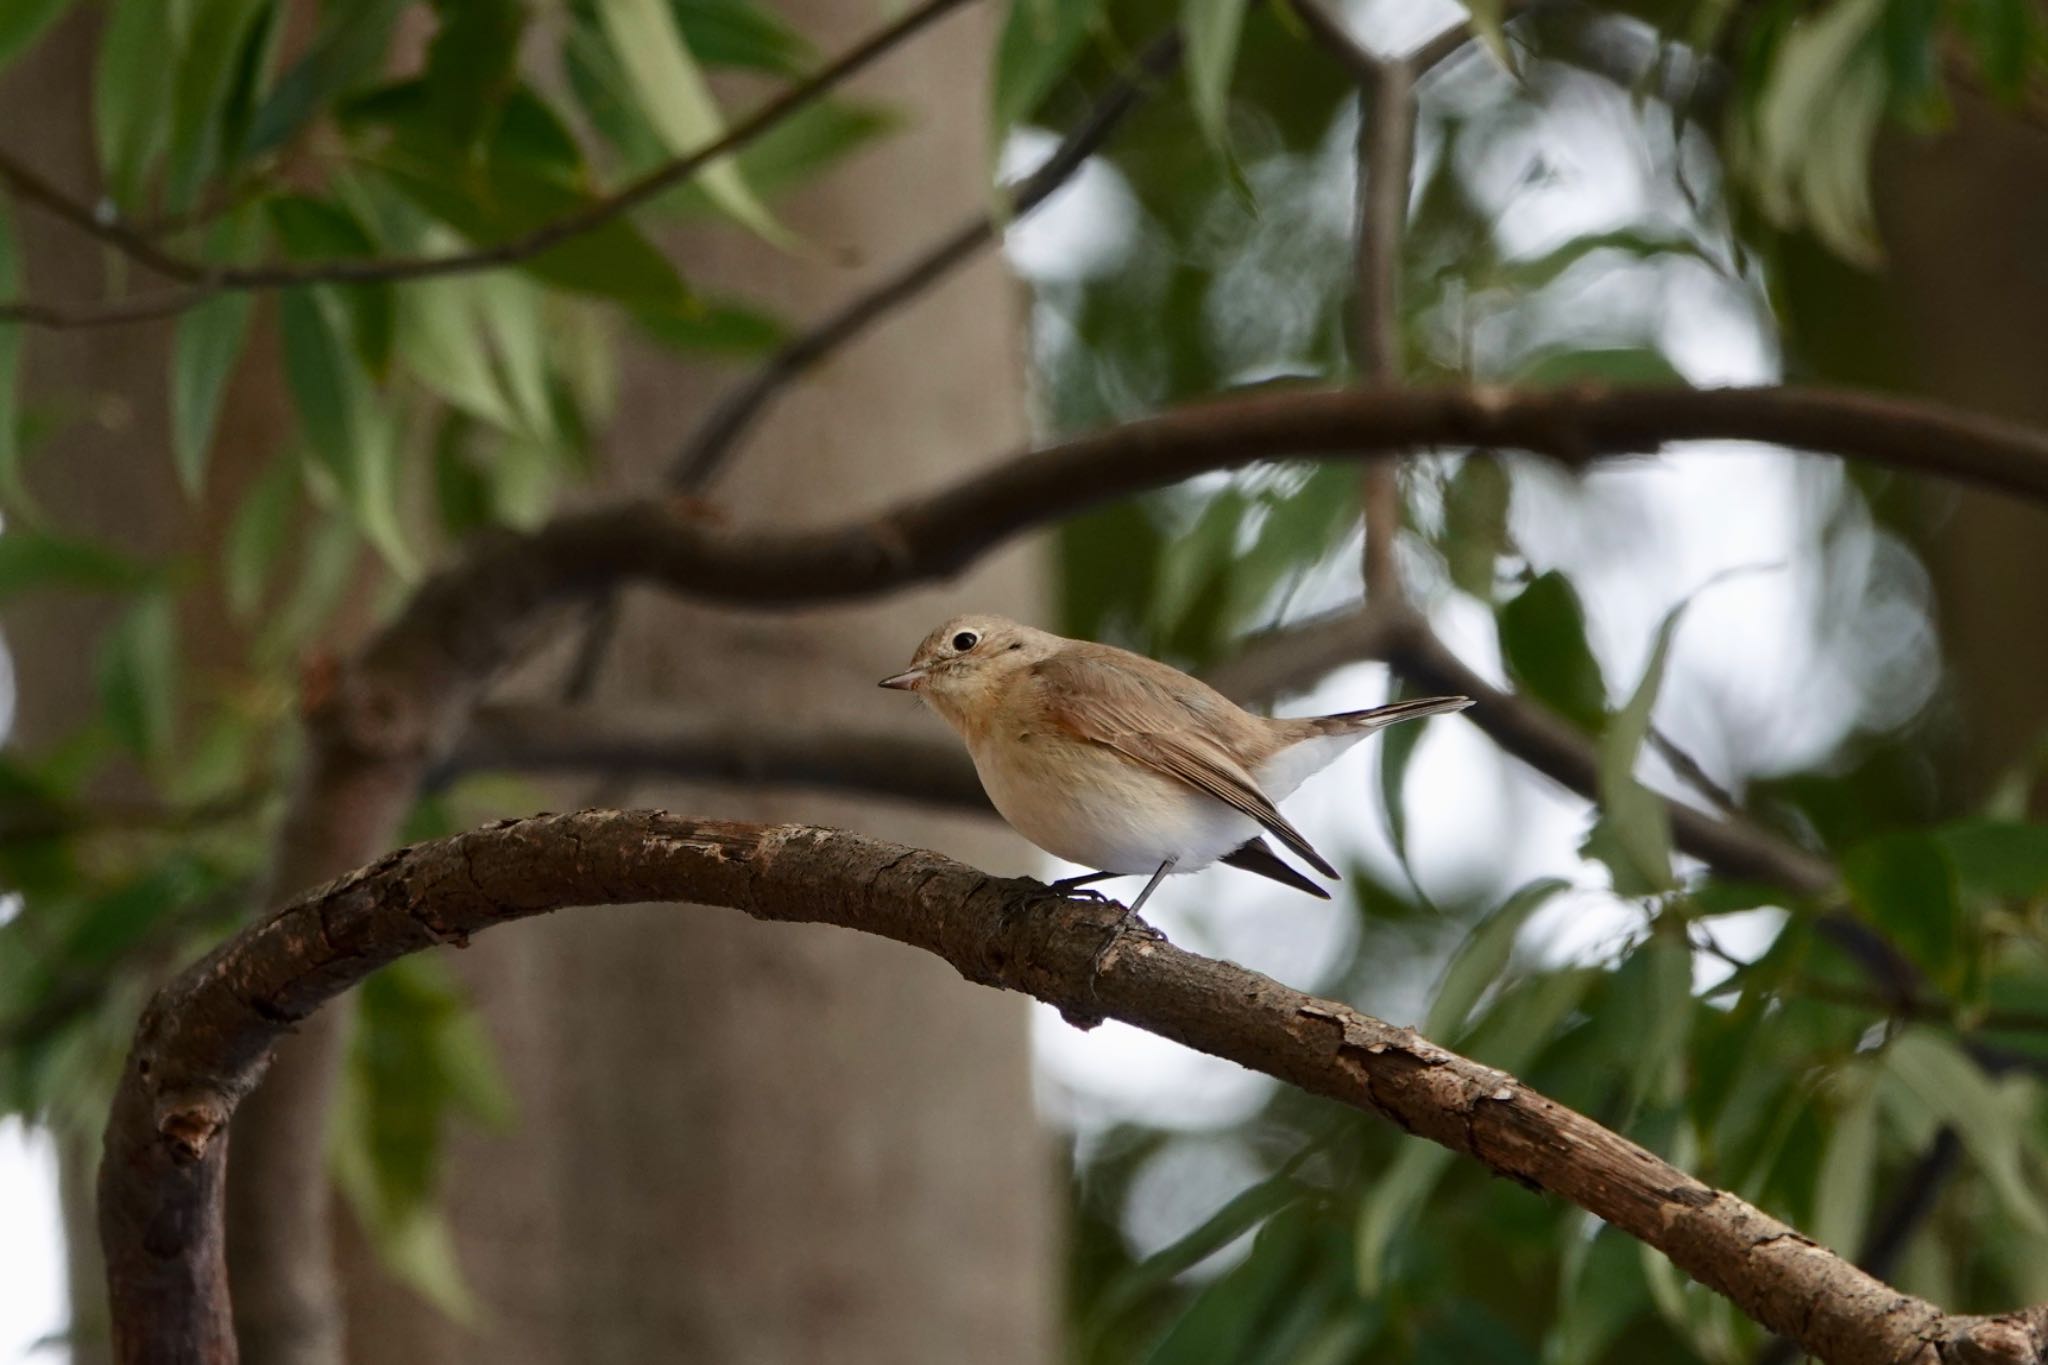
[1090, 857, 1175, 992]
[1049, 870, 1115, 902]
[1126, 859, 1175, 917]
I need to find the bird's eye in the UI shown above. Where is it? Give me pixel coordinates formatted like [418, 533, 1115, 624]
[952, 630, 979, 652]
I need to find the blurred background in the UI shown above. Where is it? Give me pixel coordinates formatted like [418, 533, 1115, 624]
[2, 0, 2047, 1361]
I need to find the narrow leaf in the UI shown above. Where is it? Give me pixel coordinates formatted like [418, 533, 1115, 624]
[0, 0, 73, 69]
[1881, 1029, 2048, 1235]
[223, 456, 300, 620]
[96, 592, 179, 762]
[597, 0, 786, 242]
[171, 293, 255, 498]
[1498, 571, 1606, 735]
[1425, 878, 1569, 1040]
[1183, 0, 1250, 150]
[1587, 603, 1686, 894]
[1844, 832, 1959, 978]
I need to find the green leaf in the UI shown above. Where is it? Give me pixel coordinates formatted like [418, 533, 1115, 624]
[432, 417, 493, 538]
[1086, 1171, 1307, 1349]
[332, 955, 512, 1319]
[1933, 819, 2048, 900]
[171, 292, 255, 498]
[1750, 0, 1888, 267]
[223, 456, 300, 620]
[633, 297, 790, 358]
[1615, 931, 1695, 1107]
[1443, 454, 1510, 599]
[723, 100, 899, 202]
[395, 275, 521, 431]
[0, 531, 150, 598]
[96, 592, 179, 762]
[1147, 1206, 1318, 1365]
[1183, 0, 1251, 151]
[1425, 878, 1569, 1041]
[1498, 571, 1606, 735]
[246, 0, 408, 156]
[990, 0, 1099, 140]
[280, 288, 414, 577]
[1513, 346, 1685, 387]
[267, 195, 393, 374]
[1812, 1068, 1879, 1257]
[254, 514, 360, 667]
[1881, 1029, 2047, 1235]
[94, 0, 181, 208]
[1844, 832, 1959, 978]
[1586, 603, 1685, 895]
[597, 0, 786, 242]
[0, 0, 73, 69]
[166, 0, 270, 206]
[377, 153, 688, 307]
[670, 0, 811, 74]
[423, 0, 527, 156]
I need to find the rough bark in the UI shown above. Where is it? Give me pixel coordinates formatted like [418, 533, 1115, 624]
[100, 810, 2048, 1365]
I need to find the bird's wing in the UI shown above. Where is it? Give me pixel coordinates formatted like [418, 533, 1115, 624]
[1033, 649, 1338, 879]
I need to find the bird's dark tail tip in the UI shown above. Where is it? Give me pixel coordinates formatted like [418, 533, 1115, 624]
[1316, 695, 1472, 734]
[1220, 838, 1332, 898]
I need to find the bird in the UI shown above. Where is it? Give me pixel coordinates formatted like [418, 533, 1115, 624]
[878, 614, 1472, 920]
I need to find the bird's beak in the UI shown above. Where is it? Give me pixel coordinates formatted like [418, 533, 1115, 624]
[878, 667, 926, 691]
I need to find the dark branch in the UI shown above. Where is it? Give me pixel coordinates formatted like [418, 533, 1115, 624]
[99, 811, 2048, 1365]
[0, 0, 979, 327]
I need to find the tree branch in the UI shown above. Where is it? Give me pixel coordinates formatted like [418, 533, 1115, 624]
[99, 810, 2048, 1365]
[0, 0, 979, 327]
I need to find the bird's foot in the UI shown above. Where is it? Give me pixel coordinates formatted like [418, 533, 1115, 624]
[1048, 872, 1115, 903]
[1087, 906, 1135, 999]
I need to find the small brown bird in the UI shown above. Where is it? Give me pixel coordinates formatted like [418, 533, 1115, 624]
[879, 614, 1472, 915]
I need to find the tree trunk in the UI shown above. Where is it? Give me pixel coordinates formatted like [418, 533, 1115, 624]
[1868, 93, 2048, 802]
[330, 6, 1058, 1362]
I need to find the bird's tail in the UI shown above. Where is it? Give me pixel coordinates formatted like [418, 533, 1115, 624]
[1305, 694, 1473, 736]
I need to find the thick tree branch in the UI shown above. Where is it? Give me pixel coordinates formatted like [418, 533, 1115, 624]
[0, 0, 978, 327]
[100, 811, 2048, 1365]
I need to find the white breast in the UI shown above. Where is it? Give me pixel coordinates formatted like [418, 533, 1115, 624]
[967, 731, 1259, 875]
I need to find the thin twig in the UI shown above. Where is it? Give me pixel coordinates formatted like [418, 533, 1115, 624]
[0, 0, 981, 327]
[666, 30, 1184, 494]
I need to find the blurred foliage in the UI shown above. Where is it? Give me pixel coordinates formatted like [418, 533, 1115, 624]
[0, 0, 2045, 1357]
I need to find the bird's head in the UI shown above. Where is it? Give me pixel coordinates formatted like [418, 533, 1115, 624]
[879, 614, 1056, 730]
